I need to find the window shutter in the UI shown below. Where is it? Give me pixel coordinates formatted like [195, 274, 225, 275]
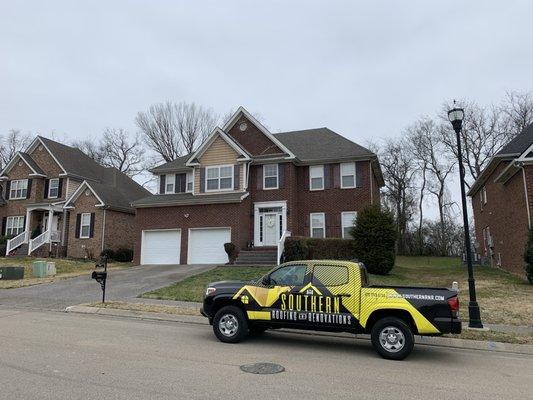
[325, 213, 330, 237]
[89, 213, 95, 238]
[5, 181, 10, 199]
[178, 173, 187, 193]
[332, 164, 340, 188]
[44, 179, 49, 199]
[26, 179, 32, 199]
[58, 178, 63, 198]
[279, 164, 285, 188]
[200, 168, 205, 193]
[355, 162, 362, 187]
[159, 175, 166, 194]
[324, 164, 331, 189]
[75, 214, 81, 239]
[303, 167, 309, 190]
[174, 174, 180, 193]
[234, 165, 240, 190]
[1, 217, 6, 235]
[256, 166, 263, 190]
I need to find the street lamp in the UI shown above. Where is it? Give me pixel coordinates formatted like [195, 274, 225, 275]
[448, 104, 483, 329]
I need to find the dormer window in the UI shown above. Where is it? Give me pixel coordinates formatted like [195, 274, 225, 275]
[206, 165, 233, 192]
[10, 179, 28, 199]
[48, 178, 59, 198]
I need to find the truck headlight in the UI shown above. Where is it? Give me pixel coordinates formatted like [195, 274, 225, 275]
[205, 287, 216, 296]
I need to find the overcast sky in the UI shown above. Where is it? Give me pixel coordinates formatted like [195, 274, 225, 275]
[1, 1, 532, 213]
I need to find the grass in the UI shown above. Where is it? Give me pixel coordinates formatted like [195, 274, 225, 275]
[0, 257, 133, 288]
[446, 329, 533, 345]
[142, 256, 532, 327]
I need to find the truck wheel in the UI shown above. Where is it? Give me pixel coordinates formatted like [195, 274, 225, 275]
[371, 317, 414, 360]
[213, 306, 248, 343]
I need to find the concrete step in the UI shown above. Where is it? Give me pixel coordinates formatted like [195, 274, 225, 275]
[235, 249, 277, 266]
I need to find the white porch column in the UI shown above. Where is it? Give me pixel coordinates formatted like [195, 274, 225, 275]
[24, 209, 31, 242]
[47, 208, 53, 252]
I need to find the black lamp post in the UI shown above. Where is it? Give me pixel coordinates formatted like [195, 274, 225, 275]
[448, 105, 483, 329]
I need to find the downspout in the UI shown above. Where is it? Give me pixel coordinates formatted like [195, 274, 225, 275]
[520, 163, 531, 229]
[102, 208, 106, 251]
[369, 161, 373, 205]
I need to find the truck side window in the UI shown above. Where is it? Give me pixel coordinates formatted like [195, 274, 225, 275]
[269, 265, 307, 286]
[312, 265, 349, 286]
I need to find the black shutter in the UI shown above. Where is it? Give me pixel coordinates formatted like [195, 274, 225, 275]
[75, 214, 81, 238]
[26, 179, 32, 199]
[1, 217, 6, 235]
[175, 173, 186, 193]
[159, 175, 166, 194]
[324, 165, 331, 189]
[256, 166, 263, 190]
[5, 181, 10, 199]
[44, 179, 49, 199]
[355, 162, 363, 187]
[303, 166, 309, 190]
[200, 168, 205, 193]
[234, 165, 240, 190]
[332, 164, 340, 188]
[58, 178, 63, 198]
[89, 213, 95, 238]
[278, 164, 285, 189]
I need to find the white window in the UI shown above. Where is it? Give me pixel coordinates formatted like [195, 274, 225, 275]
[263, 164, 279, 189]
[309, 165, 324, 190]
[165, 174, 175, 194]
[206, 165, 233, 191]
[6, 216, 25, 236]
[48, 178, 59, 198]
[340, 162, 356, 188]
[80, 213, 91, 239]
[341, 212, 357, 239]
[9, 179, 28, 199]
[186, 171, 193, 193]
[310, 213, 325, 238]
[480, 186, 487, 206]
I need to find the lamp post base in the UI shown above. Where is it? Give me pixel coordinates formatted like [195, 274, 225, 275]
[468, 301, 484, 329]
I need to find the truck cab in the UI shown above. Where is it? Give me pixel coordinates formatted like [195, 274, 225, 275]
[201, 260, 461, 360]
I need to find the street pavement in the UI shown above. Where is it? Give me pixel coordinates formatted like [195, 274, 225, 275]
[0, 264, 214, 310]
[1, 309, 531, 400]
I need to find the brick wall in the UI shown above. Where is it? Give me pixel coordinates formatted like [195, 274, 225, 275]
[67, 190, 104, 259]
[103, 209, 136, 251]
[226, 115, 283, 156]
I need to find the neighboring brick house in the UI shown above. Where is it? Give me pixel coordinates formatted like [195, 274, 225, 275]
[468, 123, 533, 277]
[0, 136, 150, 259]
[133, 107, 384, 265]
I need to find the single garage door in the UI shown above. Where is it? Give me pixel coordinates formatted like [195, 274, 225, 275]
[141, 229, 181, 265]
[188, 228, 231, 264]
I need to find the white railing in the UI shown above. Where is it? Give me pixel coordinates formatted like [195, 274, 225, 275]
[6, 231, 28, 254]
[277, 230, 291, 265]
[29, 230, 50, 254]
[50, 230, 61, 242]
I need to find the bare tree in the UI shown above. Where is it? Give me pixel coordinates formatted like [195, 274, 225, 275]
[100, 128, 145, 177]
[501, 90, 533, 136]
[0, 129, 32, 169]
[136, 101, 217, 162]
[71, 139, 106, 163]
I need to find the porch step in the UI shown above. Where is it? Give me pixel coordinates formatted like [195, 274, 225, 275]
[9, 243, 28, 257]
[235, 250, 278, 266]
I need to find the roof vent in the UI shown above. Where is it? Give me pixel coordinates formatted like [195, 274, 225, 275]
[239, 122, 247, 132]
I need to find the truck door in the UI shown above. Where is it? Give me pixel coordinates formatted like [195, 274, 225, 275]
[309, 263, 362, 329]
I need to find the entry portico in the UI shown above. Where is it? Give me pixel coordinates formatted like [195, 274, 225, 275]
[253, 201, 287, 247]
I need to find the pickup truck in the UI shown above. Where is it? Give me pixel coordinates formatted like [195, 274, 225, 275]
[201, 260, 461, 360]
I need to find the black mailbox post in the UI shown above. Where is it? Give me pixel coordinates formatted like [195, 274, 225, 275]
[91, 255, 108, 303]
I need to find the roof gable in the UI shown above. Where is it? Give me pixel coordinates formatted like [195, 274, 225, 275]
[186, 127, 250, 166]
[0, 152, 47, 177]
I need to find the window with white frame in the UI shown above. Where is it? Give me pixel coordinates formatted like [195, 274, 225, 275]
[165, 174, 175, 194]
[341, 211, 357, 239]
[480, 186, 487, 206]
[206, 165, 233, 191]
[9, 179, 28, 199]
[80, 213, 91, 238]
[310, 213, 325, 238]
[6, 216, 24, 236]
[186, 171, 193, 192]
[309, 165, 324, 190]
[340, 162, 356, 188]
[263, 164, 279, 189]
[48, 178, 59, 198]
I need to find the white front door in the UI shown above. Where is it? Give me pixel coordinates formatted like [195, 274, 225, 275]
[263, 213, 279, 246]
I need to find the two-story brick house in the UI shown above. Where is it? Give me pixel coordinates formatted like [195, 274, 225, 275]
[0, 136, 150, 258]
[468, 123, 533, 277]
[133, 107, 384, 265]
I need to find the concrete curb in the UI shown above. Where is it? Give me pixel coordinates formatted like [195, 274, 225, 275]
[65, 304, 533, 355]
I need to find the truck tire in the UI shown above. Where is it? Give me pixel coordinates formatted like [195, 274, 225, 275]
[370, 317, 414, 360]
[213, 306, 248, 343]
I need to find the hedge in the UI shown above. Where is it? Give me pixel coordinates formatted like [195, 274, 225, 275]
[283, 236, 357, 262]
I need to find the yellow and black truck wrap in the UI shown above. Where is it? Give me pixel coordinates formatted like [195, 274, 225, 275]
[201, 260, 461, 360]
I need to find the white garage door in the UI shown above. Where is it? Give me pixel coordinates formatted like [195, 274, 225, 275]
[141, 229, 181, 265]
[188, 228, 231, 264]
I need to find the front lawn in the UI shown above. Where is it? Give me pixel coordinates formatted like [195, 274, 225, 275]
[0, 257, 133, 288]
[142, 256, 532, 327]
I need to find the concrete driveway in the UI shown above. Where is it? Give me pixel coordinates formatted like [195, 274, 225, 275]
[0, 264, 215, 311]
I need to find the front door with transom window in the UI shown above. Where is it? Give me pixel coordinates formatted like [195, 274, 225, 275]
[254, 201, 287, 247]
[263, 213, 279, 246]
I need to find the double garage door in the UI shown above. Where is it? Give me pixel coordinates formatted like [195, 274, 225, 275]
[141, 228, 231, 265]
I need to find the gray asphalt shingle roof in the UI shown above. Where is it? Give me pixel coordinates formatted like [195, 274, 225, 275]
[150, 154, 192, 173]
[496, 123, 533, 156]
[19, 152, 46, 175]
[132, 191, 247, 208]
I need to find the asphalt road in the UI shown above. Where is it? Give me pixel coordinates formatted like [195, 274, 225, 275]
[1, 309, 531, 400]
[0, 264, 214, 310]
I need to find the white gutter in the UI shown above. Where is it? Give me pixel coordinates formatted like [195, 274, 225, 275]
[521, 166, 532, 229]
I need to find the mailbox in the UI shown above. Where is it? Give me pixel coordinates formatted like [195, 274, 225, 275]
[91, 271, 107, 283]
[91, 255, 108, 303]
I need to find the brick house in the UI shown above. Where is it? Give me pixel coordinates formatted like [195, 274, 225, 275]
[468, 123, 533, 276]
[133, 107, 384, 265]
[0, 136, 150, 258]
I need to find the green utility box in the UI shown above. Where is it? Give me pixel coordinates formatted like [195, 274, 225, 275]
[0, 266, 25, 280]
[32, 261, 47, 278]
